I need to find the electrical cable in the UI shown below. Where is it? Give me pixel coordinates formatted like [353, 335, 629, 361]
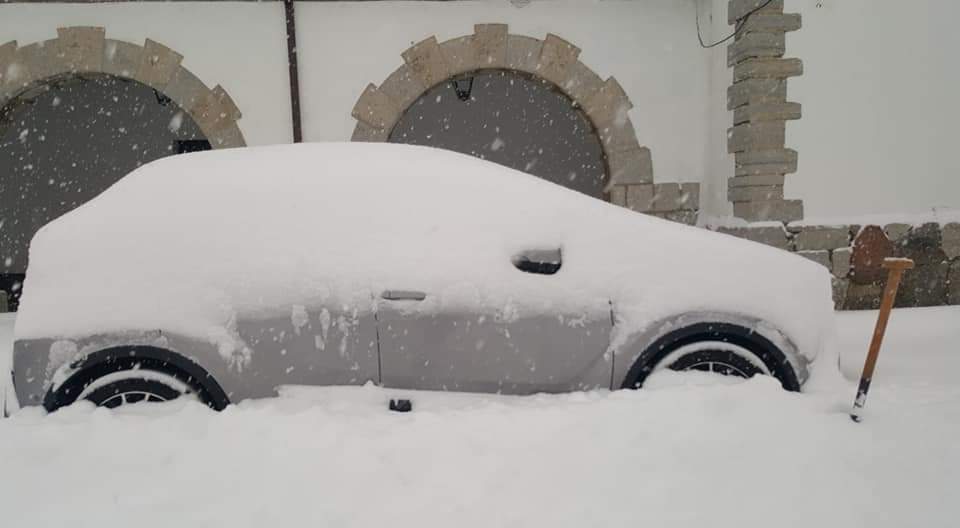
[696, 0, 776, 48]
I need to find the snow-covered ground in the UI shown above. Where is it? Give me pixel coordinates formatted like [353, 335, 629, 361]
[1, 307, 958, 527]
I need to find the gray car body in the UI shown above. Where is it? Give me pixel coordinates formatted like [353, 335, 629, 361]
[11, 298, 806, 409]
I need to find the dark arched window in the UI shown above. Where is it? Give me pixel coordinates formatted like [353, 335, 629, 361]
[389, 69, 607, 198]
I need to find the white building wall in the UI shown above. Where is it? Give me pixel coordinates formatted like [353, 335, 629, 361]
[785, 0, 960, 219]
[0, 0, 713, 187]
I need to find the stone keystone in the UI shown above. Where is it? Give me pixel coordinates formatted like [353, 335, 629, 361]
[56, 27, 105, 73]
[472, 24, 508, 69]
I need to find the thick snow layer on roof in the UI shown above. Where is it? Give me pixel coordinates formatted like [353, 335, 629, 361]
[15, 143, 832, 359]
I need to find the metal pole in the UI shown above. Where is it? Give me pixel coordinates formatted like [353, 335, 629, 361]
[850, 257, 914, 423]
[283, 0, 303, 143]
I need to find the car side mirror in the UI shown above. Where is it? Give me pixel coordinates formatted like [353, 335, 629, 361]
[512, 248, 562, 275]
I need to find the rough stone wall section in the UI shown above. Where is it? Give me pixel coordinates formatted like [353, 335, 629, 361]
[0, 27, 245, 149]
[726, 0, 803, 222]
[351, 24, 699, 225]
[712, 221, 960, 309]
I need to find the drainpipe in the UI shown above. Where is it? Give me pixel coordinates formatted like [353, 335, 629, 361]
[283, 0, 304, 143]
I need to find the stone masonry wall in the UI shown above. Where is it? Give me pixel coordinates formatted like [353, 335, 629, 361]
[714, 222, 960, 309]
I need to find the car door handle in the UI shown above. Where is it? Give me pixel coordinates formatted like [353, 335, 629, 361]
[381, 290, 427, 301]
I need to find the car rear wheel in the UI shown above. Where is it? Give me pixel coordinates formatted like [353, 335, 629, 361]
[78, 370, 196, 409]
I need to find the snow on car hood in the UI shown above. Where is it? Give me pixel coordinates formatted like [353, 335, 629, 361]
[15, 143, 833, 362]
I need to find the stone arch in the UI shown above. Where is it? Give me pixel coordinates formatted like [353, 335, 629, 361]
[0, 27, 244, 149]
[350, 24, 699, 222]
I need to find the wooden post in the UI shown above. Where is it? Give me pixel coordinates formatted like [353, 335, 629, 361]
[850, 257, 914, 422]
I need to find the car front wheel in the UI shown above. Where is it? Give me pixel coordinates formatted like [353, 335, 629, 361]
[656, 341, 769, 379]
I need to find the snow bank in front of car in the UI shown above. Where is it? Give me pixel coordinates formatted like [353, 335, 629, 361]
[15, 143, 833, 365]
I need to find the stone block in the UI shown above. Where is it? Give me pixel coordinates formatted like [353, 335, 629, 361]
[797, 250, 830, 270]
[794, 226, 851, 251]
[472, 24, 508, 69]
[207, 121, 246, 149]
[729, 0, 784, 24]
[379, 64, 425, 112]
[733, 101, 801, 124]
[351, 121, 389, 142]
[506, 35, 542, 73]
[948, 260, 960, 305]
[831, 277, 849, 309]
[850, 225, 893, 284]
[559, 60, 603, 104]
[942, 222, 960, 259]
[715, 225, 789, 250]
[727, 78, 785, 109]
[650, 210, 698, 225]
[727, 121, 786, 153]
[727, 32, 785, 66]
[832, 247, 852, 278]
[102, 40, 142, 78]
[727, 185, 783, 203]
[733, 58, 803, 82]
[15, 41, 59, 84]
[582, 77, 632, 129]
[0, 41, 22, 99]
[650, 183, 699, 212]
[607, 146, 652, 185]
[402, 36, 451, 90]
[894, 222, 945, 266]
[608, 185, 627, 207]
[351, 83, 401, 130]
[596, 116, 640, 155]
[733, 199, 802, 222]
[190, 84, 241, 134]
[735, 148, 797, 176]
[843, 281, 884, 310]
[739, 13, 801, 35]
[728, 174, 786, 188]
[438, 35, 475, 77]
[56, 26, 105, 72]
[536, 33, 580, 87]
[625, 183, 654, 212]
[883, 222, 912, 242]
[163, 66, 209, 113]
[896, 261, 948, 308]
[135, 38, 183, 90]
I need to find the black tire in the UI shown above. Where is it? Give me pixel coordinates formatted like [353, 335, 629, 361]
[44, 346, 230, 412]
[623, 322, 802, 392]
[665, 346, 765, 378]
[84, 376, 185, 409]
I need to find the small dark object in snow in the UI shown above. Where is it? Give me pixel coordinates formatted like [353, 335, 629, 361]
[389, 399, 412, 413]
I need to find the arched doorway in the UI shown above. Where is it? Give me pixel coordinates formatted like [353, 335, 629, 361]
[0, 28, 246, 310]
[0, 74, 209, 306]
[350, 26, 672, 205]
[388, 69, 607, 198]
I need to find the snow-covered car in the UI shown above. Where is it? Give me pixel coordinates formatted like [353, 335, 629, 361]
[9, 143, 834, 411]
